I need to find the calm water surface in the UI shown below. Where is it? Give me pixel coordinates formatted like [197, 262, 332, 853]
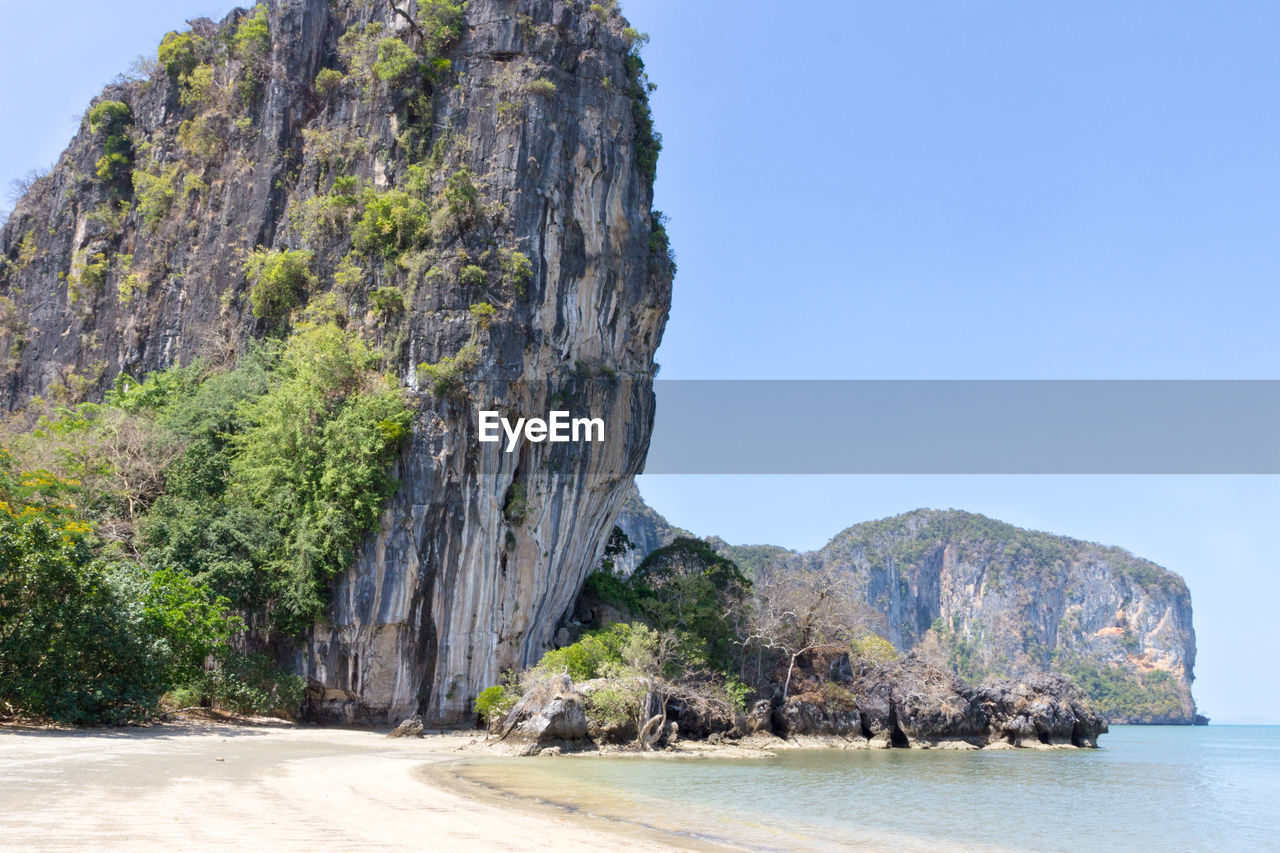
[454, 726, 1280, 851]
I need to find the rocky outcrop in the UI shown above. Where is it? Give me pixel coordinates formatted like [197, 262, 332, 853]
[499, 659, 1106, 751]
[766, 655, 1105, 749]
[798, 510, 1197, 724]
[386, 714, 425, 738]
[1, 0, 671, 725]
[498, 674, 589, 753]
[975, 675, 1108, 748]
[616, 502, 1198, 724]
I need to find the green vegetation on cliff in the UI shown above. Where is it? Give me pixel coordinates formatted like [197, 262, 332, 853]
[0, 321, 411, 722]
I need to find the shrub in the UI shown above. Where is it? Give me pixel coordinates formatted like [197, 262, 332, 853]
[88, 100, 131, 135]
[522, 77, 556, 97]
[851, 633, 897, 664]
[531, 623, 652, 682]
[314, 67, 344, 97]
[500, 249, 532, 295]
[244, 248, 316, 321]
[442, 167, 480, 221]
[624, 50, 662, 189]
[233, 5, 271, 105]
[373, 37, 418, 83]
[88, 101, 133, 190]
[0, 489, 236, 724]
[371, 286, 405, 316]
[418, 0, 466, 57]
[178, 115, 225, 166]
[178, 63, 217, 108]
[233, 4, 271, 63]
[460, 264, 486, 287]
[469, 301, 496, 330]
[503, 481, 528, 526]
[172, 652, 306, 718]
[158, 31, 206, 79]
[584, 684, 636, 729]
[0, 510, 163, 723]
[628, 538, 752, 671]
[226, 323, 412, 631]
[134, 163, 182, 227]
[353, 188, 430, 258]
[474, 683, 518, 726]
[69, 252, 111, 304]
[418, 340, 480, 398]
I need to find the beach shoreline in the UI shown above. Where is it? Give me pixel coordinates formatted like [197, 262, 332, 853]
[0, 719, 693, 852]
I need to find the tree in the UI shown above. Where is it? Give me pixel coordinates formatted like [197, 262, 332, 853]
[744, 566, 884, 701]
[629, 537, 751, 670]
[0, 469, 234, 723]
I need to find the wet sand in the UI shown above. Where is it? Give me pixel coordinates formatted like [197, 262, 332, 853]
[0, 721, 682, 852]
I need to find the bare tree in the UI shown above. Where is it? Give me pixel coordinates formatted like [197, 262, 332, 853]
[743, 566, 881, 701]
[7, 167, 49, 206]
[9, 408, 185, 550]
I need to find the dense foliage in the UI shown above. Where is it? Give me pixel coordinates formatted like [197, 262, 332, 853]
[0, 322, 411, 722]
[0, 461, 232, 723]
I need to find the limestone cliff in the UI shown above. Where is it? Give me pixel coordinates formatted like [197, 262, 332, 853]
[0, 0, 671, 724]
[616, 502, 1198, 724]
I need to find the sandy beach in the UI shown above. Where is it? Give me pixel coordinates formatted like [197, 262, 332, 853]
[0, 720, 690, 852]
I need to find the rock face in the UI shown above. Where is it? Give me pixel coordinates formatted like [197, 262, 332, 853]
[769, 655, 1107, 749]
[794, 510, 1197, 724]
[0, 0, 671, 724]
[616, 503, 1198, 724]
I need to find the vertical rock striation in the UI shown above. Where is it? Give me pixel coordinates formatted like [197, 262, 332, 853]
[0, 0, 671, 724]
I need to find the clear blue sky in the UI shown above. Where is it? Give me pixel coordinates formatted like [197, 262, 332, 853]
[1, 1, 1277, 721]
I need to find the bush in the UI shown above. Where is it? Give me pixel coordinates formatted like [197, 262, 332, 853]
[244, 248, 316, 321]
[0, 510, 160, 723]
[131, 325, 411, 633]
[0, 490, 235, 724]
[531, 623, 653, 682]
[373, 37, 418, 83]
[460, 264, 486, 287]
[474, 683, 518, 726]
[158, 31, 206, 79]
[88, 101, 133, 190]
[419, 340, 480, 398]
[178, 64, 217, 109]
[171, 652, 306, 718]
[500, 249, 533, 296]
[223, 324, 411, 630]
[134, 163, 182, 227]
[371, 286, 405, 316]
[314, 68, 344, 97]
[418, 0, 466, 58]
[629, 538, 751, 670]
[441, 167, 480, 224]
[469, 301, 496, 330]
[584, 683, 636, 729]
[522, 77, 556, 97]
[353, 188, 430, 258]
[178, 115, 225, 167]
[851, 633, 897, 664]
[233, 4, 271, 63]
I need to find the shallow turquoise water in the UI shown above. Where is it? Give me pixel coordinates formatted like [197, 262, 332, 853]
[457, 726, 1280, 851]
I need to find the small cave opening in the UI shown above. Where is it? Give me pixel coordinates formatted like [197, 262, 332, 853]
[860, 715, 873, 741]
[1071, 724, 1086, 748]
[1037, 730, 1052, 746]
[887, 707, 910, 748]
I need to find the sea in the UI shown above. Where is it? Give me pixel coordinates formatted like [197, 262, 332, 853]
[450, 726, 1280, 851]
